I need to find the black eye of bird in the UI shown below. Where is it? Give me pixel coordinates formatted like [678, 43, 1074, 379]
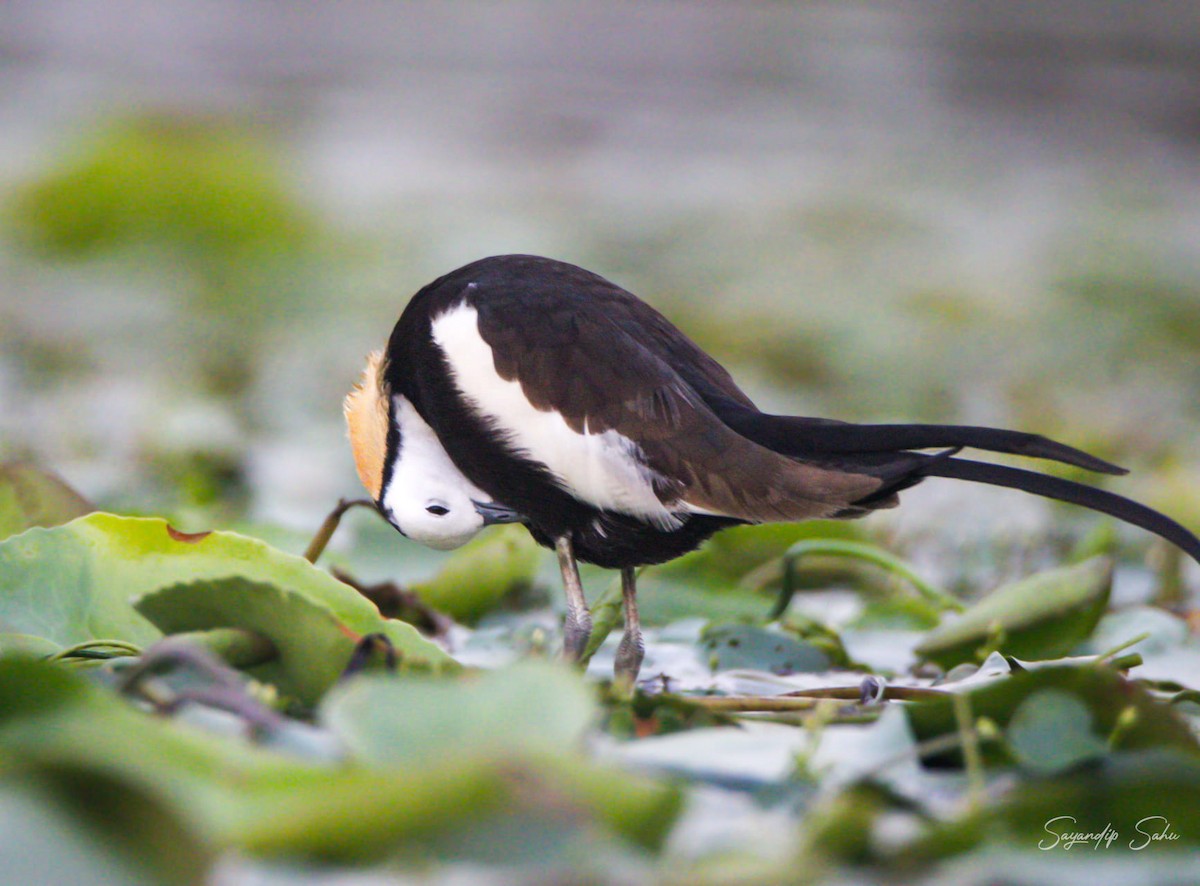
[426, 504, 450, 516]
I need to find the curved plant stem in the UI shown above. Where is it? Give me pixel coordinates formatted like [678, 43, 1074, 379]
[770, 538, 964, 620]
[304, 497, 379, 564]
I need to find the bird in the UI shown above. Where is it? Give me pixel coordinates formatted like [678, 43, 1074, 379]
[346, 253, 1200, 681]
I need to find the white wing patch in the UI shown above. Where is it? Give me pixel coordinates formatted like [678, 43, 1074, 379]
[430, 303, 684, 530]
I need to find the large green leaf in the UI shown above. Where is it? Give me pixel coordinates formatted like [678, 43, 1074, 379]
[320, 661, 680, 852]
[914, 557, 1112, 668]
[0, 463, 92, 543]
[136, 578, 396, 706]
[321, 660, 596, 767]
[0, 513, 455, 673]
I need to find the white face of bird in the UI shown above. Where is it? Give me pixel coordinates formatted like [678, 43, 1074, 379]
[380, 400, 492, 549]
[345, 351, 518, 550]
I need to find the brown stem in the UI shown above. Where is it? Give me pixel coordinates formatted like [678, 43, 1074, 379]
[781, 685, 950, 702]
[304, 497, 378, 564]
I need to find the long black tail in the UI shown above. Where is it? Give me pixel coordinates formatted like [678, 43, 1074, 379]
[921, 456, 1200, 565]
[713, 403, 1126, 476]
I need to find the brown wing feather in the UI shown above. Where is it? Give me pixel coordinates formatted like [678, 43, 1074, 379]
[470, 272, 884, 522]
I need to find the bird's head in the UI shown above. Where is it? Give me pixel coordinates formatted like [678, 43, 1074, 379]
[344, 350, 523, 550]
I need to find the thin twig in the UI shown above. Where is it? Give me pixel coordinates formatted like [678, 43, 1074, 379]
[781, 684, 950, 702]
[304, 497, 378, 564]
[688, 695, 825, 713]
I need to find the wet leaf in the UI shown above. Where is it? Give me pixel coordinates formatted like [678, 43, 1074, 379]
[625, 524, 867, 627]
[700, 624, 830, 674]
[136, 578, 392, 706]
[0, 463, 92, 543]
[321, 660, 595, 767]
[1006, 689, 1108, 774]
[906, 663, 1199, 768]
[0, 633, 62, 657]
[915, 557, 1113, 669]
[0, 514, 455, 674]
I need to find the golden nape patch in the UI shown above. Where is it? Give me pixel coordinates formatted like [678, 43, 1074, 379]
[344, 349, 390, 499]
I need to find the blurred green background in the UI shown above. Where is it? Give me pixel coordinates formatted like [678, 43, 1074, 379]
[1, 2, 1199, 574]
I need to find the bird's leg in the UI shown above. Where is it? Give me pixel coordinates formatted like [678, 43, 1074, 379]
[614, 566, 644, 683]
[555, 534, 592, 663]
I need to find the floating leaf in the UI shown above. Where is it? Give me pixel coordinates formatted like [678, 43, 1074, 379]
[320, 661, 679, 853]
[915, 557, 1113, 669]
[631, 571, 770, 625]
[321, 660, 595, 767]
[0, 463, 92, 543]
[700, 624, 830, 674]
[410, 524, 540, 624]
[0, 514, 455, 674]
[906, 663, 1199, 768]
[1006, 689, 1108, 774]
[136, 578, 392, 706]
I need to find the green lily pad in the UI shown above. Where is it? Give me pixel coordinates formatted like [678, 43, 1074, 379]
[136, 578, 397, 706]
[321, 660, 595, 767]
[411, 524, 541, 624]
[1007, 688, 1109, 774]
[906, 663, 1199, 768]
[700, 623, 831, 674]
[0, 463, 92, 543]
[0, 514, 455, 674]
[915, 557, 1113, 669]
[320, 661, 678, 853]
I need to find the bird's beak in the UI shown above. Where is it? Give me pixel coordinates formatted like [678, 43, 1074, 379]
[472, 500, 525, 526]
